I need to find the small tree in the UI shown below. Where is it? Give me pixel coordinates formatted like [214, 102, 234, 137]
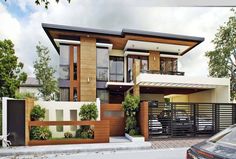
[122, 94, 140, 135]
[206, 9, 236, 100]
[0, 39, 27, 98]
[33, 43, 58, 101]
[79, 103, 98, 121]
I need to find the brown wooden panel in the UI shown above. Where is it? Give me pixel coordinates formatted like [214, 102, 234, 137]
[25, 98, 34, 146]
[139, 102, 149, 140]
[28, 120, 109, 146]
[101, 104, 125, 136]
[149, 51, 160, 71]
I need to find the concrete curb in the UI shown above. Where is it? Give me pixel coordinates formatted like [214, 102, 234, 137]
[0, 142, 152, 157]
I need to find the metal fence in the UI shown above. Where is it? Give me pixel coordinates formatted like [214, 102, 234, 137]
[148, 102, 236, 139]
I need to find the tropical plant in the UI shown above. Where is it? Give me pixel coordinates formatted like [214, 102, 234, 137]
[30, 126, 52, 140]
[0, 39, 27, 98]
[33, 43, 58, 101]
[30, 105, 46, 121]
[79, 103, 98, 121]
[122, 94, 140, 135]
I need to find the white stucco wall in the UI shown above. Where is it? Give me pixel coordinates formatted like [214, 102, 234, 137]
[35, 98, 101, 138]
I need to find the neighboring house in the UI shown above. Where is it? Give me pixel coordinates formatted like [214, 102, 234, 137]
[42, 23, 230, 104]
[19, 77, 41, 98]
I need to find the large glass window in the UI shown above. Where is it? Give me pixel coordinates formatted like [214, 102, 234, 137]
[160, 58, 177, 73]
[127, 56, 148, 82]
[60, 88, 69, 101]
[73, 46, 77, 80]
[59, 45, 70, 80]
[97, 48, 109, 81]
[97, 89, 109, 103]
[110, 56, 124, 82]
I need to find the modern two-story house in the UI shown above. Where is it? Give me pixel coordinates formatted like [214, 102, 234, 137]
[42, 23, 230, 104]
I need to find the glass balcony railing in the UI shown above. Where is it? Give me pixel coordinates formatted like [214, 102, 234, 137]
[141, 70, 185, 76]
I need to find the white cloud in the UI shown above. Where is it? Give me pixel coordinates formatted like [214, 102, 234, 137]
[0, 1, 234, 78]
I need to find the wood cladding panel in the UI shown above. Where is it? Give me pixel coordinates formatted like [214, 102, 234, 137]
[28, 120, 109, 145]
[25, 98, 34, 146]
[101, 104, 125, 136]
[80, 37, 96, 101]
[149, 51, 160, 71]
[139, 102, 149, 141]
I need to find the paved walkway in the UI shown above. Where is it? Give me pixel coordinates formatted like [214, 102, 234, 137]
[151, 137, 208, 149]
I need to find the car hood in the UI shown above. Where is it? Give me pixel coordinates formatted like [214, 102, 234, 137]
[193, 141, 236, 159]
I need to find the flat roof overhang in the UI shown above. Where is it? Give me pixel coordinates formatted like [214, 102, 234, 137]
[137, 73, 230, 89]
[140, 86, 209, 95]
[106, 82, 134, 92]
[42, 23, 204, 55]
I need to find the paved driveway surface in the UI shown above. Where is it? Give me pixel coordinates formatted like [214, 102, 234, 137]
[151, 137, 208, 149]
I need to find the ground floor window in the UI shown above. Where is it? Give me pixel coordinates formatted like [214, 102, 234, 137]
[60, 88, 69, 101]
[97, 89, 109, 103]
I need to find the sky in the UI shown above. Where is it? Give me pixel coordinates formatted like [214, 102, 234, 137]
[0, 0, 234, 77]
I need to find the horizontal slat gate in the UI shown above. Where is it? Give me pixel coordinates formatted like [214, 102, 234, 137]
[101, 104, 125, 136]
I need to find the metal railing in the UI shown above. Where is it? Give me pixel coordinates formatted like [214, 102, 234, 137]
[141, 70, 185, 76]
[148, 102, 236, 138]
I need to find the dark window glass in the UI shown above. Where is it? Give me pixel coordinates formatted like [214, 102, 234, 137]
[73, 47, 77, 80]
[97, 89, 109, 103]
[127, 56, 148, 82]
[97, 68, 108, 81]
[60, 88, 69, 101]
[160, 58, 178, 73]
[73, 88, 77, 101]
[97, 48, 109, 81]
[59, 45, 70, 80]
[109, 56, 124, 82]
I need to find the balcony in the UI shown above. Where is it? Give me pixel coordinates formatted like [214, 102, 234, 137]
[141, 70, 185, 76]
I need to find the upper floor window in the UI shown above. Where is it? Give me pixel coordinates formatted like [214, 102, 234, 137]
[110, 56, 124, 82]
[59, 45, 70, 80]
[97, 48, 109, 81]
[127, 55, 148, 82]
[160, 57, 177, 73]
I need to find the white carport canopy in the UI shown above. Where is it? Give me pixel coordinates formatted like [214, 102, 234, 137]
[137, 73, 230, 89]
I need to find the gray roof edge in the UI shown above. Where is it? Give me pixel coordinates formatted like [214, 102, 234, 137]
[42, 23, 122, 36]
[122, 28, 204, 42]
[42, 23, 204, 42]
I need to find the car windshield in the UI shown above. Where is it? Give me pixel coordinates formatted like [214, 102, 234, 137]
[208, 125, 236, 146]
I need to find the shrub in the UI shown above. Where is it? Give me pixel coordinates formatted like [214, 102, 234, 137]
[122, 94, 140, 117]
[122, 94, 140, 134]
[79, 103, 98, 121]
[15, 92, 38, 100]
[30, 105, 46, 121]
[80, 131, 89, 139]
[75, 126, 94, 139]
[30, 126, 52, 140]
[128, 129, 138, 136]
[64, 132, 73, 138]
[125, 116, 137, 132]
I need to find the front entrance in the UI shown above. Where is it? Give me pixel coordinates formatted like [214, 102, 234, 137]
[7, 100, 25, 146]
[101, 104, 125, 136]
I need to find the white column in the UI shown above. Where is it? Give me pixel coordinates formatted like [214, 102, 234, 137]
[2, 97, 9, 147]
[96, 98, 101, 121]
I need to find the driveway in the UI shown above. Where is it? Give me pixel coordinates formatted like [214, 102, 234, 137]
[151, 137, 208, 149]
